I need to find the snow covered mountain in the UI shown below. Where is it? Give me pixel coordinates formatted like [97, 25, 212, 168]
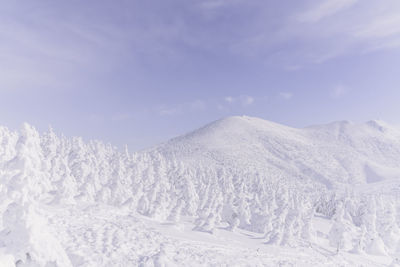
[1, 116, 400, 266]
[156, 116, 400, 189]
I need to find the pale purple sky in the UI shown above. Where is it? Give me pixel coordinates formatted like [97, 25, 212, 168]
[1, 0, 400, 150]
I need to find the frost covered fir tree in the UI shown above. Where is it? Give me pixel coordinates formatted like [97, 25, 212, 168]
[41, 128, 78, 204]
[41, 126, 59, 174]
[109, 153, 130, 205]
[202, 213, 217, 234]
[328, 201, 350, 253]
[262, 189, 277, 239]
[280, 193, 303, 247]
[300, 199, 315, 244]
[193, 211, 217, 234]
[214, 202, 224, 226]
[315, 192, 337, 218]
[222, 194, 240, 231]
[227, 213, 240, 232]
[197, 172, 212, 213]
[137, 192, 150, 216]
[149, 153, 172, 216]
[350, 225, 367, 254]
[248, 192, 270, 233]
[237, 196, 251, 229]
[0, 202, 72, 266]
[149, 184, 170, 220]
[168, 199, 184, 224]
[144, 182, 160, 216]
[378, 199, 400, 251]
[266, 204, 288, 245]
[181, 170, 198, 216]
[280, 206, 297, 246]
[6, 123, 51, 203]
[0, 126, 18, 166]
[193, 194, 221, 235]
[360, 197, 389, 256]
[265, 187, 289, 245]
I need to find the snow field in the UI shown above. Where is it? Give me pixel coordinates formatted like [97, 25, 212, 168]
[1, 117, 400, 266]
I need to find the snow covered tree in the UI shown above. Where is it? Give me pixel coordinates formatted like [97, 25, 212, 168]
[351, 225, 367, 254]
[266, 203, 288, 245]
[168, 199, 184, 223]
[280, 206, 297, 246]
[301, 202, 315, 244]
[6, 123, 51, 203]
[0, 202, 73, 266]
[378, 199, 400, 251]
[329, 201, 348, 253]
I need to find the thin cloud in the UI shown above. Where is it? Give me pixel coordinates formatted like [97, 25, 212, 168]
[232, 0, 400, 67]
[224, 96, 235, 104]
[217, 104, 228, 112]
[200, 0, 237, 9]
[111, 113, 135, 122]
[355, 15, 400, 39]
[158, 106, 180, 116]
[223, 95, 255, 106]
[157, 99, 207, 116]
[190, 100, 207, 111]
[279, 92, 293, 100]
[293, 0, 400, 62]
[296, 0, 358, 23]
[330, 85, 348, 99]
[240, 95, 255, 106]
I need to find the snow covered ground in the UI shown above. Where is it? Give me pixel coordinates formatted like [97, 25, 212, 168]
[1, 116, 400, 266]
[1, 203, 392, 266]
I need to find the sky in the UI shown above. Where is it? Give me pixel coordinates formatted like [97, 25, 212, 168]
[1, 0, 400, 150]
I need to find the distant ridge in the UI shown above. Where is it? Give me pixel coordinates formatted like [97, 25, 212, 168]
[155, 116, 400, 188]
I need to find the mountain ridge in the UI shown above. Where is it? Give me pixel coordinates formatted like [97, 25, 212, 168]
[152, 116, 400, 189]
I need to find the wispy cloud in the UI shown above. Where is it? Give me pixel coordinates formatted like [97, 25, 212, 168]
[190, 100, 207, 111]
[4, 0, 400, 87]
[231, 0, 400, 66]
[296, 0, 358, 23]
[279, 92, 293, 100]
[291, 0, 400, 62]
[355, 15, 400, 39]
[157, 99, 207, 116]
[0, 4, 129, 92]
[330, 85, 348, 99]
[224, 96, 235, 104]
[111, 113, 135, 122]
[223, 95, 255, 106]
[154, 95, 256, 117]
[159, 107, 180, 116]
[241, 95, 255, 106]
[199, 0, 241, 10]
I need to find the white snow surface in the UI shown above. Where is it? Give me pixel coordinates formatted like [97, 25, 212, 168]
[1, 116, 400, 266]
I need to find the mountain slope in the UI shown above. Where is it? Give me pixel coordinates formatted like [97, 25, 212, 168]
[155, 116, 400, 189]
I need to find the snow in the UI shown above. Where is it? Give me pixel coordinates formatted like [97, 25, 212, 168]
[1, 116, 400, 266]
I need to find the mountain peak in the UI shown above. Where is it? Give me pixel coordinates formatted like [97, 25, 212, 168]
[155, 116, 400, 187]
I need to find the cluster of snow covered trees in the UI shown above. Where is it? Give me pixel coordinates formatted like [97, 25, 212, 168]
[327, 193, 400, 256]
[1, 123, 400, 261]
[0, 125, 318, 244]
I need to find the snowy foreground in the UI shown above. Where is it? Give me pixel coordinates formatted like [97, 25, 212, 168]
[1, 116, 400, 266]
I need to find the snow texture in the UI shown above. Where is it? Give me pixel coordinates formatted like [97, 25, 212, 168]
[1, 116, 400, 266]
